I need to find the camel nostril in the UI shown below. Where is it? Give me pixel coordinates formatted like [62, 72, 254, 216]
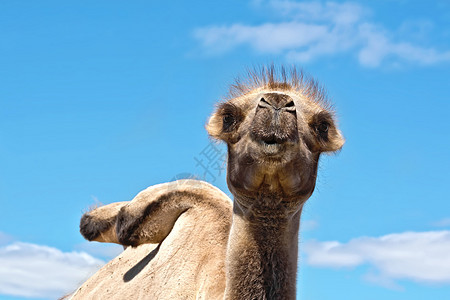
[258, 94, 296, 111]
[258, 98, 272, 109]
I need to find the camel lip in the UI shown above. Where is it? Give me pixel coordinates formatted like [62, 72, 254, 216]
[261, 140, 281, 147]
[258, 140, 284, 156]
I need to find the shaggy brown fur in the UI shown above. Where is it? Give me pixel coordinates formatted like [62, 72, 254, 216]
[71, 65, 344, 299]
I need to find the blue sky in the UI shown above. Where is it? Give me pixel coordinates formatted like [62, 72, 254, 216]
[0, 1, 449, 299]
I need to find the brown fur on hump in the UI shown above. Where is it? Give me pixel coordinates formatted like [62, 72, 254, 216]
[227, 64, 333, 111]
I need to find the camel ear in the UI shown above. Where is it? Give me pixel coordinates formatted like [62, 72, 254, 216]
[206, 102, 243, 143]
[322, 127, 345, 153]
[206, 111, 223, 141]
[309, 111, 344, 153]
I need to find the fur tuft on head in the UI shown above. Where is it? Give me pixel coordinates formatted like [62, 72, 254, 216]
[227, 64, 332, 110]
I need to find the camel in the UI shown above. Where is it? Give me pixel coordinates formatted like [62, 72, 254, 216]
[71, 66, 344, 299]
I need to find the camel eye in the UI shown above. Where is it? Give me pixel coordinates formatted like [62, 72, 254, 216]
[317, 122, 329, 134]
[222, 113, 235, 131]
[223, 113, 234, 124]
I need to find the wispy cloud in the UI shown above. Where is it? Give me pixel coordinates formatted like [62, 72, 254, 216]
[194, 22, 328, 55]
[432, 218, 450, 228]
[194, 0, 450, 67]
[268, 0, 367, 24]
[301, 219, 319, 231]
[0, 232, 13, 246]
[0, 242, 104, 299]
[75, 241, 124, 260]
[303, 230, 450, 287]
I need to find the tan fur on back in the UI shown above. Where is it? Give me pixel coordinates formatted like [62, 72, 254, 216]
[72, 180, 232, 299]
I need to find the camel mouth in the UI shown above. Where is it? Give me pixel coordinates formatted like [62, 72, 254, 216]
[250, 122, 298, 155]
[259, 140, 284, 155]
[263, 137, 277, 145]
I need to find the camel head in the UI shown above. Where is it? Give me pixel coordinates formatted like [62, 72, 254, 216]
[207, 66, 344, 212]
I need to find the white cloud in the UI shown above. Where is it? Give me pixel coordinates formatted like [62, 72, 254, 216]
[301, 219, 319, 231]
[270, 0, 367, 24]
[0, 232, 13, 246]
[363, 271, 404, 291]
[303, 230, 450, 286]
[358, 23, 450, 67]
[75, 241, 124, 260]
[194, 0, 450, 67]
[194, 22, 328, 55]
[0, 242, 104, 299]
[432, 218, 450, 228]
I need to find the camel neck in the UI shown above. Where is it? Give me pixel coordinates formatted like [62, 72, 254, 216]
[224, 197, 302, 300]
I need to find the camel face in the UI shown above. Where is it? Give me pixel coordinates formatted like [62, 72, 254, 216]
[207, 69, 344, 209]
